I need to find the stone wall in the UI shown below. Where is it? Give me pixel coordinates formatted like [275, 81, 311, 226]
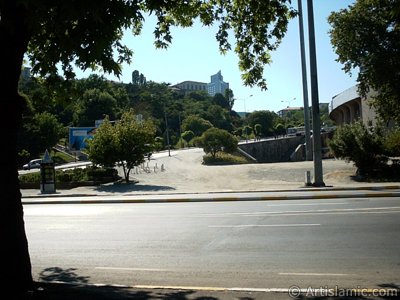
[238, 136, 305, 163]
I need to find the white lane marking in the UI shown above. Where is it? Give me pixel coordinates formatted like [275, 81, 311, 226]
[197, 206, 400, 217]
[252, 210, 400, 217]
[208, 224, 320, 228]
[266, 202, 348, 206]
[95, 267, 169, 272]
[279, 272, 353, 276]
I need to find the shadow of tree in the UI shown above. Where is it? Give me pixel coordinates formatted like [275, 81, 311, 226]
[95, 182, 176, 193]
[39, 267, 90, 284]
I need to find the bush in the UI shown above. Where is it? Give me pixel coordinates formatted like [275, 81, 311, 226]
[203, 152, 248, 165]
[328, 121, 387, 176]
[384, 128, 400, 157]
[19, 166, 119, 184]
[198, 128, 238, 158]
[19, 172, 41, 184]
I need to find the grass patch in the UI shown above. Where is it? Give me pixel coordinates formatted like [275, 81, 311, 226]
[203, 152, 249, 165]
[51, 150, 76, 165]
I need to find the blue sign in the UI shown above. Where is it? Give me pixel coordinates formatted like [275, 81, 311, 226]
[69, 127, 96, 151]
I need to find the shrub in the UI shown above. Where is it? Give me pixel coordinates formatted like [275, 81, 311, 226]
[328, 121, 387, 176]
[198, 128, 238, 158]
[181, 130, 195, 144]
[384, 128, 400, 157]
[19, 166, 119, 184]
[203, 152, 248, 165]
[19, 172, 41, 184]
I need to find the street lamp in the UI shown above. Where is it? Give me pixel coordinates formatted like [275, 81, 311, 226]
[237, 94, 253, 142]
[281, 97, 296, 108]
[163, 101, 171, 157]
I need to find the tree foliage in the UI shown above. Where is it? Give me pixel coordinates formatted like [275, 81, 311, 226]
[197, 127, 238, 158]
[18, 0, 296, 89]
[18, 112, 64, 163]
[328, 121, 387, 175]
[87, 110, 155, 183]
[181, 115, 213, 137]
[246, 110, 277, 137]
[328, 0, 400, 123]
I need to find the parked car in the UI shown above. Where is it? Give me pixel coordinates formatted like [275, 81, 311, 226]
[23, 159, 42, 170]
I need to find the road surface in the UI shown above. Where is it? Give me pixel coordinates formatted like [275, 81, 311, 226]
[24, 196, 400, 291]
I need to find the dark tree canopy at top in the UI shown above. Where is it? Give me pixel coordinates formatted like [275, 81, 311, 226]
[12, 0, 296, 89]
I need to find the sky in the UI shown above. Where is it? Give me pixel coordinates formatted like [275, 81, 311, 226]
[77, 0, 357, 114]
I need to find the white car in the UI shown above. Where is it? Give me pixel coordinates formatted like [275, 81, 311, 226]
[23, 159, 42, 170]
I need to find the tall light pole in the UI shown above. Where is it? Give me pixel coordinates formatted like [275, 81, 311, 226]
[281, 97, 296, 108]
[307, 0, 325, 186]
[163, 101, 171, 157]
[238, 94, 253, 142]
[297, 0, 312, 161]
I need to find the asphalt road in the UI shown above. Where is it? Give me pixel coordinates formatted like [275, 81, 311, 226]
[24, 197, 400, 291]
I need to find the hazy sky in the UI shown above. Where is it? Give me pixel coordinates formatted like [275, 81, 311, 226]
[77, 0, 357, 113]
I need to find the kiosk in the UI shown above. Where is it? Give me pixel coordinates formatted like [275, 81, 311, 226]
[40, 149, 56, 194]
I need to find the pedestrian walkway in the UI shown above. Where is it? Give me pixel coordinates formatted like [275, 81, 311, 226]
[21, 148, 400, 199]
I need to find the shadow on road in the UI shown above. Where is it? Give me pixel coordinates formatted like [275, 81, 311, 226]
[95, 182, 176, 193]
[32, 282, 233, 300]
[39, 267, 89, 284]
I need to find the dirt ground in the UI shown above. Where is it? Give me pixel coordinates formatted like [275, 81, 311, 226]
[122, 148, 359, 193]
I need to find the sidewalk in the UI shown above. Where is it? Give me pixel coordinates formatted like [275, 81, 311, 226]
[21, 148, 400, 201]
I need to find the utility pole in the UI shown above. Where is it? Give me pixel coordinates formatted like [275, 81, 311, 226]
[163, 102, 171, 157]
[307, 0, 325, 186]
[297, 0, 312, 161]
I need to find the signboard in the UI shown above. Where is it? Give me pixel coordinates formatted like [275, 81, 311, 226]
[69, 127, 96, 151]
[95, 119, 104, 128]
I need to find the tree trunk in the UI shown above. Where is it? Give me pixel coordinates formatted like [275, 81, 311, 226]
[0, 1, 34, 294]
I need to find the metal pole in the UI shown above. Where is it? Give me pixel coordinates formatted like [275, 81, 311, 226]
[307, 0, 325, 186]
[163, 102, 171, 157]
[297, 0, 312, 161]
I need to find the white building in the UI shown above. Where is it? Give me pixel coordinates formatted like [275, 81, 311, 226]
[207, 70, 229, 96]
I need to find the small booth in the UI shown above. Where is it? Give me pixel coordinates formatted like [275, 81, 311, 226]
[40, 149, 56, 194]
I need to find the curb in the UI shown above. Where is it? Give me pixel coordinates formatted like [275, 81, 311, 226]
[20, 184, 400, 199]
[35, 280, 400, 296]
[22, 190, 400, 205]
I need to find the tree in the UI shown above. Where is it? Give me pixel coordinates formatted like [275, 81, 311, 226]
[254, 124, 262, 140]
[328, 121, 387, 176]
[212, 93, 230, 109]
[181, 130, 195, 145]
[74, 88, 118, 126]
[246, 110, 277, 137]
[87, 110, 155, 183]
[198, 128, 238, 158]
[1, 0, 295, 293]
[181, 115, 213, 137]
[224, 88, 235, 110]
[18, 112, 64, 163]
[328, 0, 400, 123]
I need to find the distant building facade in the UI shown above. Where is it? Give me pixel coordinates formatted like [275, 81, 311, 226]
[329, 85, 377, 126]
[171, 70, 230, 96]
[207, 70, 229, 96]
[277, 106, 303, 118]
[171, 80, 207, 94]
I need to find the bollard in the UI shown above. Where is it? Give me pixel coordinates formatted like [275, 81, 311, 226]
[305, 171, 312, 186]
